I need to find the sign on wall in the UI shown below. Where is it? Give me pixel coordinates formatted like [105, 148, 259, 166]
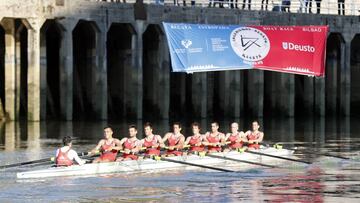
[163, 22, 328, 77]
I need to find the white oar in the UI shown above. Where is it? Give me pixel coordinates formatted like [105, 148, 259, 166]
[0, 151, 99, 169]
[246, 149, 312, 164]
[159, 157, 235, 172]
[206, 153, 277, 168]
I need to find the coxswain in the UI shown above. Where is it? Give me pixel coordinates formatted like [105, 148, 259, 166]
[115, 125, 141, 161]
[184, 122, 205, 153]
[55, 136, 85, 167]
[91, 126, 122, 163]
[140, 122, 164, 156]
[162, 122, 185, 156]
[203, 122, 226, 152]
[224, 122, 247, 151]
[244, 121, 264, 149]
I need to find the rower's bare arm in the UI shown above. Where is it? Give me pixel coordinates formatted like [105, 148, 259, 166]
[111, 138, 126, 151]
[184, 136, 191, 145]
[202, 133, 210, 146]
[258, 133, 264, 143]
[177, 136, 186, 149]
[239, 131, 247, 142]
[132, 140, 142, 152]
[119, 138, 127, 146]
[139, 139, 146, 150]
[91, 140, 104, 154]
[157, 135, 165, 146]
[224, 133, 231, 142]
[220, 133, 226, 144]
[162, 133, 170, 143]
[198, 134, 205, 146]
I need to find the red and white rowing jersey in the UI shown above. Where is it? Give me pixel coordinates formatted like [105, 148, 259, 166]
[143, 135, 161, 156]
[166, 133, 183, 156]
[228, 132, 243, 149]
[122, 138, 139, 160]
[247, 132, 261, 149]
[99, 140, 118, 161]
[55, 148, 73, 167]
[189, 135, 204, 152]
[206, 133, 222, 152]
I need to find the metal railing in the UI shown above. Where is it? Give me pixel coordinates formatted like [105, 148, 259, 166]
[94, 0, 360, 16]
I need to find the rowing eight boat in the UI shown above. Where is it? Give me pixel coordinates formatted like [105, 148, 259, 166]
[17, 147, 294, 179]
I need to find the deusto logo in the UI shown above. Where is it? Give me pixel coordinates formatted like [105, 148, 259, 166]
[282, 42, 315, 53]
[230, 27, 270, 62]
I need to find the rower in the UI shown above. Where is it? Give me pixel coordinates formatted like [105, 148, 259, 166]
[184, 122, 205, 153]
[140, 122, 164, 156]
[162, 122, 185, 156]
[55, 136, 85, 167]
[91, 126, 122, 163]
[244, 121, 264, 150]
[115, 125, 141, 161]
[203, 122, 226, 152]
[224, 122, 247, 151]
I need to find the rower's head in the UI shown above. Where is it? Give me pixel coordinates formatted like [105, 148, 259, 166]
[231, 122, 239, 133]
[103, 126, 114, 139]
[252, 121, 260, 131]
[128, 125, 137, 138]
[63, 136, 72, 147]
[191, 122, 201, 134]
[144, 122, 153, 136]
[211, 122, 219, 132]
[173, 122, 182, 134]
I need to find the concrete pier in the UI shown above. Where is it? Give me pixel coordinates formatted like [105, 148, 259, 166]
[0, 1, 358, 121]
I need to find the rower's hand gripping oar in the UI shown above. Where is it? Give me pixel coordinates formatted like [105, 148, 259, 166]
[0, 151, 100, 169]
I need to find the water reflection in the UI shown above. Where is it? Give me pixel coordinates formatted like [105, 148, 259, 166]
[0, 117, 358, 152]
[262, 167, 325, 202]
[4, 122, 17, 151]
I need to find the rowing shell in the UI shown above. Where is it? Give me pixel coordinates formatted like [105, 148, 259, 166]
[17, 147, 294, 179]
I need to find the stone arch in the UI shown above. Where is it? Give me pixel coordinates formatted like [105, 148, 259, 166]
[263, 71, 281, 117]
[294, 75, 315, 117]
[0, 25, 4, 115]
[72, 20, 99, 120]
[107, 23, 136, 120]
[0, 18, 32, 120]
[40, 19, 63, 120]
[16, 19, 28, 119]
[326, 33, 344, 115]
[169, 71, 192, 120]
[142, 24, 169, 119]
[351, 34, 360, 117]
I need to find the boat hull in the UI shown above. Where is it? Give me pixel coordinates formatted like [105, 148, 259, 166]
[17, 147, 294, 179]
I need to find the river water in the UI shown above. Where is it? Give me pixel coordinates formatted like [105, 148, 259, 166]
[0, 118, 359, 202]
